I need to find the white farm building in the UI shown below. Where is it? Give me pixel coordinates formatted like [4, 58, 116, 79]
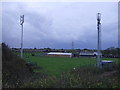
[80, 52, 98, 56]
[79, 51, 102, 57]
[47, 52, 72, 57]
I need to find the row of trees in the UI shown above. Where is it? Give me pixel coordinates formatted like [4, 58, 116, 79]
[102, 47, 120, 56]
[12, 46, 120, 56]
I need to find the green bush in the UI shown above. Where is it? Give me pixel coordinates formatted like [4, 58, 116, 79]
[2, 43, 32, 88]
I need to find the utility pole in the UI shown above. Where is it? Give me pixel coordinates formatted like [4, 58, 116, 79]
[97, 13, 102, 68]
[20, 15, 24, 58]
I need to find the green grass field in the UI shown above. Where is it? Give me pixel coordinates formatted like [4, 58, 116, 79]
[21, 52, 119, 76]
[27, 56, 97, 76]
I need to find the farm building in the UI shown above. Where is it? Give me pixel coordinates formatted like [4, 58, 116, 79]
[47, 52, 72, 57]
[79, 51, 102, 57]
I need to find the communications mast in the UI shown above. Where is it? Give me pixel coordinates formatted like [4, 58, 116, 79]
[72, 41, 74, 50]
[97, 13, 102, 68]
[20, 15, 24, 58]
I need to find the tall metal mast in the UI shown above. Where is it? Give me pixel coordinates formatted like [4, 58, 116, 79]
[20, 15, 24, 58]
[72, 41, 74, 50]
[97, 13, 102, 68]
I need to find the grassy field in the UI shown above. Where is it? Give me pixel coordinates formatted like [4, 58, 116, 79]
[11, 52, 120, 88]
[21, 52, 119, 76]
[3, 43, 119, 88]
[27, 56, 96, 76]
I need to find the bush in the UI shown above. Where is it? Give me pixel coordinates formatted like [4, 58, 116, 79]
[2, 43, 32, 88]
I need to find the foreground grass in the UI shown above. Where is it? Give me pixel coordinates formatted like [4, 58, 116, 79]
[23, 64, 120, 88]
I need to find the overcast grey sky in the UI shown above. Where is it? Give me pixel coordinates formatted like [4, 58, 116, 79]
[2, 2, 118, 49]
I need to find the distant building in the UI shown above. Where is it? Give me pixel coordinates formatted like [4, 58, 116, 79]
[47, 52, 72, 57]
[79, 50, 102, 57]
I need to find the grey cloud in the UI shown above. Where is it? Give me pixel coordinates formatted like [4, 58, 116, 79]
[2, 2, 118, 49]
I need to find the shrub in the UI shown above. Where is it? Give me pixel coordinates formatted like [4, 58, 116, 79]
[2, 43, 32, 88]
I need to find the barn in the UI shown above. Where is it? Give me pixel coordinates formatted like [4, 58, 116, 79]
[47, 52, 72, 57]
[79, 51, 101, 57]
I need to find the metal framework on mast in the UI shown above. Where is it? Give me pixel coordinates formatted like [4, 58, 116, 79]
[97, 13, 102, 68]
[20, 15, 24, 58]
